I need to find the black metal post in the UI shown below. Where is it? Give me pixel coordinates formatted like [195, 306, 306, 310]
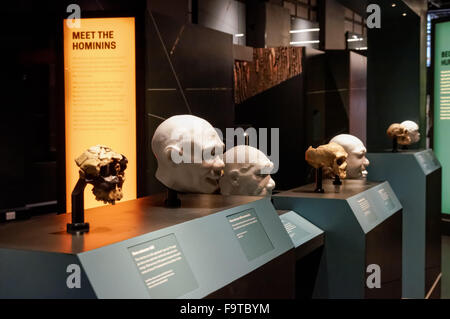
[333, 174, 342, 186]
[67, 178, 90, 234]
[314, 167, 325, 193]
[392, 137, 398, 153]
[165, 188, 181, 208]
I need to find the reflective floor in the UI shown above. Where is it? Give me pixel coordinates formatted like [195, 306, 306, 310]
[442, 236, 450, 299]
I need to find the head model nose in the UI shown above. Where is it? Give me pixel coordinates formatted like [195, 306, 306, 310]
[266, 178, 275, 191]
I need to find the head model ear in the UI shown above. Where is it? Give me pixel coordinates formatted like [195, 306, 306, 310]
[229, 169, 240, 187]
[164, 144, 183, 166]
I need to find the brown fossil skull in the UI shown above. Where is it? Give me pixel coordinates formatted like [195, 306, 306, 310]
[75, 145, 128, 204]
[387, 123, 411, 145]
[305, 142, 348, 179]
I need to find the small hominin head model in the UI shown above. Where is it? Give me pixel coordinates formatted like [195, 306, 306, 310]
[219, 145, 275, 196]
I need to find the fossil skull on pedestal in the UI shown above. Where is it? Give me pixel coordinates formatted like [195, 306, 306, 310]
[305, 142, 348, 179]
[75, 145, 128, 204]
[387, 123, 411, 145]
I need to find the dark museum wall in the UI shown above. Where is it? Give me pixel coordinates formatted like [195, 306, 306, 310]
[303, 49, 367, 147]
[235, 75, 307, 190]
[0, 0, 147, 214]
[0, 0, 430, 212]
[367, 0, 422, 151]
[144, 10, 234, 195]
[0, 3, 63, 212]
[234, 47, 305, 190]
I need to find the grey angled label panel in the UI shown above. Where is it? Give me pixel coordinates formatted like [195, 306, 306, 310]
[356, 196, 379, 223]
[415, 150, 441, 175]
[128, 234, 198, 299]
[348, 182, 400, 233]
[348, 194, 381, 233]
[227, 208, 274, 261]
[376, 187, 395, 211]
[280, 213, 311, 248]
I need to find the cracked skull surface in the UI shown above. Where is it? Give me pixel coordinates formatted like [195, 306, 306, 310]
[75, 145, 128, 204]
[305, 142, 348, 179]
[387, 123, 411, 145]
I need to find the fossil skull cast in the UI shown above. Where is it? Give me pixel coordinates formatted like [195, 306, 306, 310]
[219, 145, 275, 196]
[401, 120, 420, 144]
[387, 123, 411, 145]
[305, 143, 348, 179]
[75, 145, 128, 204]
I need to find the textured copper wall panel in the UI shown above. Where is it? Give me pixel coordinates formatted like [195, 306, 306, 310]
[234, 47, 303, 104]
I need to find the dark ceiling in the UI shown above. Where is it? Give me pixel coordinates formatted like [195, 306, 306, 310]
[336, 0, 369, 16]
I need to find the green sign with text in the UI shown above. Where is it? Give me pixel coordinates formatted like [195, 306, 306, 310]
[434, 20, 450, 214]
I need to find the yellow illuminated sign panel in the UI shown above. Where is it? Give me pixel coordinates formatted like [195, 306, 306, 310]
[64, 17, 136, 211]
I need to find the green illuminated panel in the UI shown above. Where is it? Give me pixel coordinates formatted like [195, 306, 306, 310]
[434, 21, 450, 214]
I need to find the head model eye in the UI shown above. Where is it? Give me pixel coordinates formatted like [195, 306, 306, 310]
[257, 172, 269, 178]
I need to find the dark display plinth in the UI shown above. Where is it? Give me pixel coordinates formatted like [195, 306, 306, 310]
[273, 179, 403, 299]
[278, 210, 324, 299]
[368, 149, 442, 299]
[0, 193, 294, 299]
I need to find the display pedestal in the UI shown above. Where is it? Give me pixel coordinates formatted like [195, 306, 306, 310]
[368, 149, 442, 299]
[272, 179, 403, 299]
[278, 210, 324, 299]
[0, 193, 294, 299]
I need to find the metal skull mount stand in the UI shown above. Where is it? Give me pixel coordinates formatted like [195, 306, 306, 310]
[305, 143, 348, 193]
[67, 145, 128, 234]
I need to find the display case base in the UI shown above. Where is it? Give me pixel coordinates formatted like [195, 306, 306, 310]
[368, 149, 442, 299]
[0, 193, 294, 299]
[273, 179, 403, 299]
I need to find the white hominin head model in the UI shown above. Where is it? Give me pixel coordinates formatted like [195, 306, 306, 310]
[400, 120, 420, 144]
[329, 134, 370, 179]
[219, 145, 275, 197]
[151, 115, 225, 194]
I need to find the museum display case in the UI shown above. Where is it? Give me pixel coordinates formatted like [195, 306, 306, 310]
[0, 0, 446, 303]
[273, 179, 403, 299]
[368, 150, 442, 298]
[278, 210, 324, 299]
[0, 194, 295, 299]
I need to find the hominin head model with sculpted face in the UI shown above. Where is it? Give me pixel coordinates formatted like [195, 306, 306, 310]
[151, 115, 225, 194]
[219, 145, 275, 196]
[329, 134, 370, 179]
